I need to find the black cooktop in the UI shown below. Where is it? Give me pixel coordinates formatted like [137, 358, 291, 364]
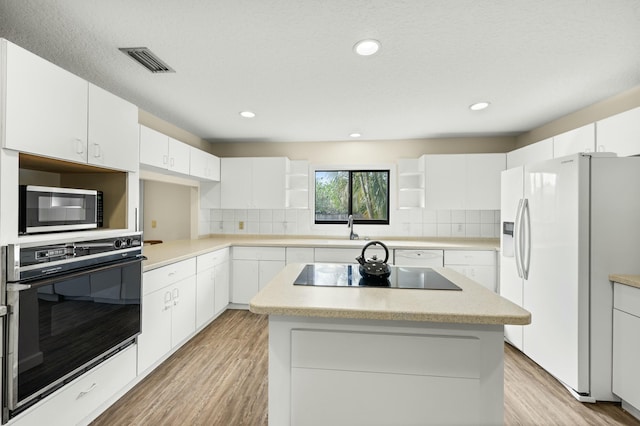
[293, 264, 462, 290]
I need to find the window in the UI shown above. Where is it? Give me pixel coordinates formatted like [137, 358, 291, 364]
[315, 170, 389, 224]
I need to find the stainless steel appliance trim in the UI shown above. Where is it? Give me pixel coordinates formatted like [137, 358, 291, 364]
[15, 246, 142, 274]
[25, 186, 98, 196]
[25, 223, 98, 233]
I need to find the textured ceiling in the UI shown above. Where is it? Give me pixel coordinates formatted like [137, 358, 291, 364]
[1, 0, 640, 142]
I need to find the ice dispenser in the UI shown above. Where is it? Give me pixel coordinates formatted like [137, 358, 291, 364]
[502, 222, 514, 257]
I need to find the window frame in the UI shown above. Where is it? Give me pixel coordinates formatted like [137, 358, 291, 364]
[314, 168, 390, 225]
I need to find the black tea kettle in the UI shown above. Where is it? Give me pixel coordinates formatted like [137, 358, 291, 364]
[356, 240, 391, 281]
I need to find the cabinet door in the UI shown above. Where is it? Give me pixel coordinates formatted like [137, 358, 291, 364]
[171, 276, 197, 347]
[506, 138, 553, 169]
[137, 288, 173, 373]
[286, 247, 315, 264]
[553, 124, 596, 158]
[597, 107, 640, 157]
[252, 157, 287, 209]
[214, 260, 230, 314]
[221, 158, 253, 209]
[259, 260, 286, 291]
[231, 259, 259, 303]
[168, 137, 191, 175]
[447, 265, 496, 292]
[4, 40, 88, 163]
[190, 148, 221, 181]
[613, 308, 640, 408]
[196, 268, 215, 328]
[87, 84, 139, 171]
[465, 154, 505, 210]
[424, 155, 465, 209]
[139, 125, 169, 169]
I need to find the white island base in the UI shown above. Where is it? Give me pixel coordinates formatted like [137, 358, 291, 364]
[268, 315, 504, 426]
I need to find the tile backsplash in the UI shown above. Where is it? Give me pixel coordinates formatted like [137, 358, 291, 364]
[199, 208, 500, 238]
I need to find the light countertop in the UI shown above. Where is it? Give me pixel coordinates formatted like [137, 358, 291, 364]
[141, 235, 499, 271]
[249, 263, 531, 325]
[610, 274, 640, 289]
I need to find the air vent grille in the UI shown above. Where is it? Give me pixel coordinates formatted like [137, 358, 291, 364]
[119, 47, 175, 73]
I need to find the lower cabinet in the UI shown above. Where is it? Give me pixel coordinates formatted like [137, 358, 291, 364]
[613, 283, 640, 412]
[314, 246, 388, 264]
[137, 258, 197, 373]
[444, 250, 497, 292]
[11, 345, 137, 426]
[196, 248, 230, 328]
[232, 247, 285, 304]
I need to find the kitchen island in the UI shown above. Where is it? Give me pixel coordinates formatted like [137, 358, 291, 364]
[250, 263, 530, 426]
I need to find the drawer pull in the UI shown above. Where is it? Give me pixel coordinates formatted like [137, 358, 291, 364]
[77, 382, 97, 399]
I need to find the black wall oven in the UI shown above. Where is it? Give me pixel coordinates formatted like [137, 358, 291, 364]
[2, 233, 144, 420]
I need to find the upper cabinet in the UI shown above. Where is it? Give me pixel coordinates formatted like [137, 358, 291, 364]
[596, 107, 640, 157]
[221, 157, 287, 209]
[397, 158, 425, 209]
[190, 146, 220, 181]
[3, 40, 88, 163]
[87, 84, 139, 171]
[286, 160, 309, 209]
[552, 123, 595, 158]
[139, 125, 219, 181]
[424, 153, 505, 210]
[506, 138, 553, 169]
[2, 40, 139, 172]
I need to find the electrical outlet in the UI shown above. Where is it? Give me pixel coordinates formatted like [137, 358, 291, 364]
[151, 220, 157, 228]
[239, 221, 244, 230]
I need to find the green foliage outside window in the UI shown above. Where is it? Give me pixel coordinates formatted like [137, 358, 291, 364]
[315, 170, 389, 224]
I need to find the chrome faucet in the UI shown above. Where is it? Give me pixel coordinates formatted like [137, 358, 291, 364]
[347, 214, 359, 240]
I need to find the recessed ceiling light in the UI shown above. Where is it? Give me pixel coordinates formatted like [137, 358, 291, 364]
[239, 111, 256, 118]
[469, 102, 490, 111]
[353, 39, 380, 56]
[350, 133, 362, 138]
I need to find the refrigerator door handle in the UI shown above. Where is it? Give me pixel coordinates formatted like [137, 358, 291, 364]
[522, 198, 531, 280]
[514, 199, 524, 279]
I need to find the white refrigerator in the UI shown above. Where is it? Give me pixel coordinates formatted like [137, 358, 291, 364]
[500, 153, 640, 402]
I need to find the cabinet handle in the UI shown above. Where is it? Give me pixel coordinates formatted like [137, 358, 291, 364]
[172, 288, 179, 306]
[163, 155, 168, 165]
[164, 291, 172, 310]
[75, 138, 85, 154]
[77, 382, 97, 399]
[93, 143, 101, 158]
[170, 157, 175, 167]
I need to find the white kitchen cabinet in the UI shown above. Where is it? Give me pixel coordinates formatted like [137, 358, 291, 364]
[190, 147, 220, 181]
[3, 39, 88, 163]
[314, 246, 389, 264]
[87, 83, 139, 171]
[286, 159, 309, 209]
[612, 282, 640, 412]
[506, 138, 553, 169]
[424, 154, 505, 210]
[394, 249, 443, 267]
[221, 157, 287, 209]
[10, 345, 137, 426]
[138, 258, 197, 373]
[231, 246, 285, 304]
[596, 106, 640, 157]
[286, 247, 315, 264]
[397, 158, 425, 209]
[553, 123, 596, 158]
[139, 125, 191, 175]
[196, 248, 229, 328]
[444, 250, 497, 292]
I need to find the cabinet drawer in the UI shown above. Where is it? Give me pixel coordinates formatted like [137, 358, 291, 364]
[196, 248, 229, 273]
[286, 247, 315, 264]
[12, 345, 137, 426]
[292, 330, 479, 379]
[444, 250, 495, 266]
[314, 247, 388, 264]
[232, 246, 285, 261]
[614, 283, 640, 318]
[394, 249, 443, 267]
[144, 258, 196, 295]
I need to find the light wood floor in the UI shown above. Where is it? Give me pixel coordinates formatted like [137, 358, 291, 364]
[92, 310, 640, 426]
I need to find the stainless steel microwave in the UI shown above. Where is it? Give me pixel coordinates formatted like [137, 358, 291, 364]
[18, 185, 101, 234]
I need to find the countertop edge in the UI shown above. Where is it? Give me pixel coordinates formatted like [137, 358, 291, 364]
[610, 274, 640, 289]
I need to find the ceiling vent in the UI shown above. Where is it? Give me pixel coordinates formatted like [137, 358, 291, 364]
[119, 47, 175, 73]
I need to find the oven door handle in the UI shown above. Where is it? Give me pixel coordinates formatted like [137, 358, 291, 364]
[7, 255, 147, 291]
